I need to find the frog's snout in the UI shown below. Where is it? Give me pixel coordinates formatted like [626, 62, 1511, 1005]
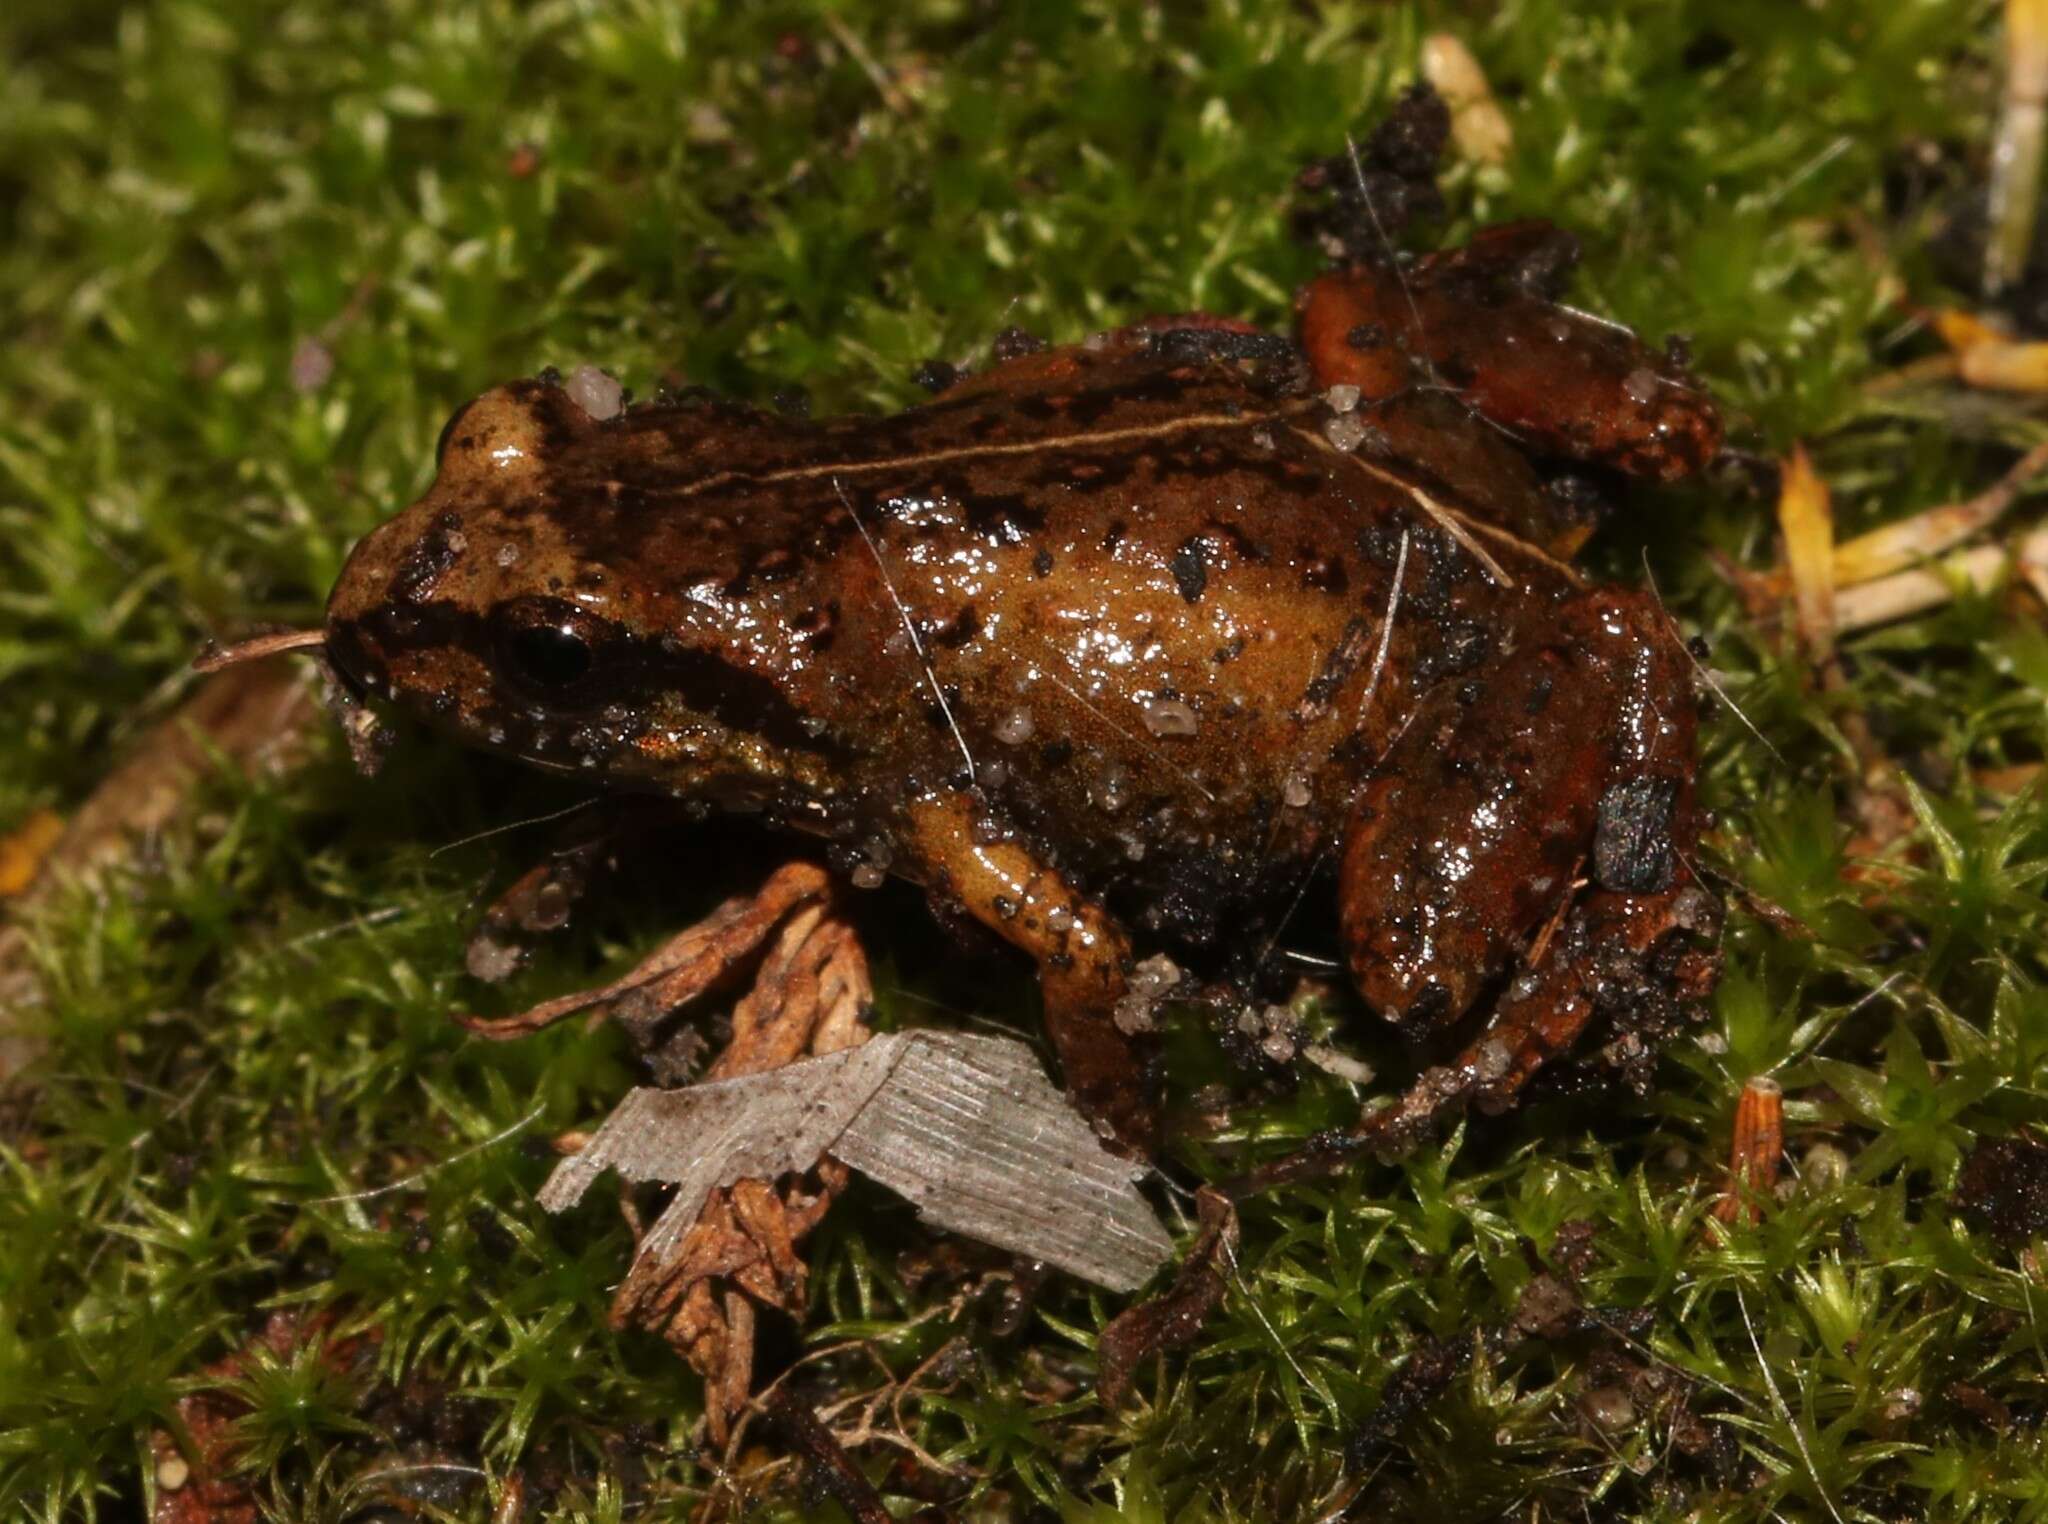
[321, 503, 482, 711]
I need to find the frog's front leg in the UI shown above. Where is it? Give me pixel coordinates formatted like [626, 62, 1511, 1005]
[903, 792, 1160, 1157]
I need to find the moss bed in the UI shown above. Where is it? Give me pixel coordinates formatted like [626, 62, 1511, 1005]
[6, 1, 2048, 1519]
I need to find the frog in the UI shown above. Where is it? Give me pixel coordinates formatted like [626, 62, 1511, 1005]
[306, 216, 1722, 1165]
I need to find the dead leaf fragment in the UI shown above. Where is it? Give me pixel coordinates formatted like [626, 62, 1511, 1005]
[459, 861, 831, 1041]
[1988, 0, 2048, 294]
[1713, 1076, 1785, 1226]
[1836, 514, 2048, 632]
[762, 1388, 892, 1524]
[2, 661, 320, 1081]
[1831, 439, 2048, 585]
[541, 1030, 1173, 1292]
[1960, 341, 2048, 391]
[1096, 1186, 1238, 1408]
[0, 809, 64, 898]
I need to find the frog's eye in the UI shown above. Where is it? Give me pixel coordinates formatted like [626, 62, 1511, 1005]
[491, 597, 614, 703]
[509, 624, 593, 688]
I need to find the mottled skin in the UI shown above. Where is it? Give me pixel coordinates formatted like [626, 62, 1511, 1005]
[324, 223, 1722, 1158]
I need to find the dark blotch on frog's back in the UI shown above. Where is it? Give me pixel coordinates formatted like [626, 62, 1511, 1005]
[961, 492, 1047, 544]
[1592, 776, 1679, 893]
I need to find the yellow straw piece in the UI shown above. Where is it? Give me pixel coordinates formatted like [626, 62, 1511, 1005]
[1831, 440, 2048, 584]
[1421, 34, 1512, 168]
[1989, 0, 2048, 293]
[1777, 445, 1837, 660]
[1959, 340, 2048, 391]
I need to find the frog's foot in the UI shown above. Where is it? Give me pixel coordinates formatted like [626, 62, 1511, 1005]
[544, 873, 872, 1449]
[1298, 220, 1722, 484]
[904, 792, 1162, 1157]
[455, 859, 831, 1046]
[460, 803, 638, 984]
[1339, 588, 1702, 1025]
[1355, 877, 1720, 1153]
[1236, 877, 1717, 1195]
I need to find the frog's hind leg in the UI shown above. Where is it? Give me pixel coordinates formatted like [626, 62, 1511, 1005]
[1241, 589, 1719, 1192]
[1298, 221, 1722, 486]
[1338, 589, 1696, 1028]
[1237, 881, 1717, 1197]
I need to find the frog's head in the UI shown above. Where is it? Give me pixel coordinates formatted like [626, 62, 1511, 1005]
[313, 382, 634, 774]
[193, 376, 845, 807]
[285, 380, 835, 801]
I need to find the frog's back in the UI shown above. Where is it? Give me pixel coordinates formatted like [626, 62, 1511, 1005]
[510, 346, 1577, 942]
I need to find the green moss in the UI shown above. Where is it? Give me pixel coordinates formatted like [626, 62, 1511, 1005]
[4, 0, 2046, 1519]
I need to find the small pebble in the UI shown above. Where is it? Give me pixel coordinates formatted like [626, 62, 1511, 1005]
[684, 104, 732, 143]
[1802, 1141, 1851, 1192]
[850, 863, 886, 890]
[465, 934, 523, 983]
[1282, 772, 1312, 809]
[1621, 367, 1661, 406]
[1093, 764, 1129, 813]
[1473, 1037, 1512, 1083]
[156, 1454, 190, 1491]
[1142, 698, 1199, 738]
[1303, 1043, 1374, 1085]
[1323, 412, 1371, 453]
[565, 364, 625, 420]
[1881, 1386, 1922, 1425]
[1323, 383, 1362, 412]
[1583, 1387, 1636, 1431]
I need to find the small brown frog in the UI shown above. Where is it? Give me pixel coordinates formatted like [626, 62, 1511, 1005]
[286, 215, 1721, 1167]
